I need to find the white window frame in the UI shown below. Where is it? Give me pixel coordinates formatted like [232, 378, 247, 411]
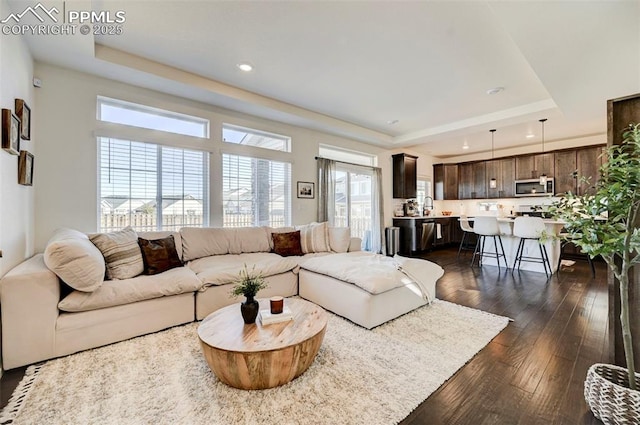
[222, 123, 291, 153]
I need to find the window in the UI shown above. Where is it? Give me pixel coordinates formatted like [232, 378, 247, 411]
[97, 97, 209, 138]
[417, 178, 433, 213]
[222, 153, 291, 227]
[319, 144, 377, 167]
[223, 124, 291, 152]
[335, 165, 374, 244]
[99, 137, 209, 232]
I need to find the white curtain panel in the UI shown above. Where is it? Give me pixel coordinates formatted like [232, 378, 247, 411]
[317, 158, 336, 224]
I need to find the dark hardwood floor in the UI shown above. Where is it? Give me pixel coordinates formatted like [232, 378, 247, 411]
[0, 248, 608, 424]
[401, 248, 607, 425]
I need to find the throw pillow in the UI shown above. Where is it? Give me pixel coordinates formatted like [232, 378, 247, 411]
[296, 222, 331, 254]
[271, 231, 304, 257]
[328, 227, 351, 253]
[138, 235, 183, 275]
[89, 226, 144, 280]
[44, 228, 106, 292]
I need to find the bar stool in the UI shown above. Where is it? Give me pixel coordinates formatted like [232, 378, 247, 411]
[457, 215, 475, 259]
[512, 216, 552, 277]
[471, 216, 508, 269]
[557, 233, 596, 278]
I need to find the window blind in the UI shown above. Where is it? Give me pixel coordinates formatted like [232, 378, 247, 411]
[222, 153, 291, 228]
[99, 137, 209, 232]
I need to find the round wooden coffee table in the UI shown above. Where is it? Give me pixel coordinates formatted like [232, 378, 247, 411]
[198, 297, 328, 390]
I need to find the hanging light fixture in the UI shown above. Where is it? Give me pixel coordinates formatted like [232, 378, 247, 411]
[539, 118, 548, 186]
[489, 129, 497, 189]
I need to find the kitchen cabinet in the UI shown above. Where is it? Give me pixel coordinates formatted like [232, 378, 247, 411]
[392, 153, 417, 199]
[393, 217, 434, 255]
[433, 217, 455, 247]
[554, 150, 577, 195]
[515, 155, 535, 180]
[458, 162, 486, 199]
[433, 164, 458, 200]
[486, 158, 515, 198]
[577, 146, 605, 195]
[554, 147, 605, 196]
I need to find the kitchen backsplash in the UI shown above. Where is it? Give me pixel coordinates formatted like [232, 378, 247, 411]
[434, 197, 558, 217]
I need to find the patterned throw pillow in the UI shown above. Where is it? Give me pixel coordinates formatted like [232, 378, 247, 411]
[271, 231, 304, 257]
[89, 226, 144, 280]
[296, 222, 331, 254]
[138, 235, 183, 275]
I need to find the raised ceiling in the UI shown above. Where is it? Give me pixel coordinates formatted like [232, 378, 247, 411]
[10, 0, 640, 157]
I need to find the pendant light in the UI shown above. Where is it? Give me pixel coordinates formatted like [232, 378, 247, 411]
[489, 129, 497, 189]
[539, 118, 548, 186]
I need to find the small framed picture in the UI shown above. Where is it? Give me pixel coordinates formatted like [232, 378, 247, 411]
[15, 99, 30, 140]
[2, 109, 20, 155]
[18, 150, 34, 186]
[297, 181, 315, 199]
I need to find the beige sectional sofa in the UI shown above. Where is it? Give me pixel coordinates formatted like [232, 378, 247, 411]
[0, 224, 359, 370]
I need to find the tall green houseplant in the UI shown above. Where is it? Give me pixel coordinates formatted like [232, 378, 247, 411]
[552, 123, 640, 390]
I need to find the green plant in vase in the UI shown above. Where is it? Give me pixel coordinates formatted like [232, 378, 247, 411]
[230, 264, 268, 324]
[549, 123, 640, 423]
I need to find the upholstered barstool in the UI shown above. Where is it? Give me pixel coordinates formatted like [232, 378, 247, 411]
[471, 216, 508, 269]
[557, 233, 596, 278]
[512, 216, 552, 277]
[457, 216, 475, 259]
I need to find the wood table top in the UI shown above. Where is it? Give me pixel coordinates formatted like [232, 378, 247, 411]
[198, 297, 328, 353]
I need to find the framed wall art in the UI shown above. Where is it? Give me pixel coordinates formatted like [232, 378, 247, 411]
[15, 99, 30, 140]
[2, 109, 20, 155]
[18, 150, 34, 186]
[297, 181, 315, 199]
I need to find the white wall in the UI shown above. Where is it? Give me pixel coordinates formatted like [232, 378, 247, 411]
[33, 63, 396, 251]
[0, 0, 35, 277]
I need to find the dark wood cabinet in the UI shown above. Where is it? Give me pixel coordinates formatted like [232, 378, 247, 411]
[433, 164, 458, 200]
[577, 146, 604, 195]
[486, 158, 515, 198]
[392, 153, 418, 199]
[554, 147, 604, 196]
[472, 162, 487, 199]
[458, 163, 473, 199]
[534, 153, 554, 178]
[554, 150, 578, 195]
[515, 155, 535, 179]
[458, 161, 486, 199]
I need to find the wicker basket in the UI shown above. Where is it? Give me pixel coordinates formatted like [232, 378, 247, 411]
[584, 363, 640, 424]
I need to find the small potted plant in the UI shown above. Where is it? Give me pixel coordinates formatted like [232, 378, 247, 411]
[230, 264, 268, 324]
[550, 123, 640, 424]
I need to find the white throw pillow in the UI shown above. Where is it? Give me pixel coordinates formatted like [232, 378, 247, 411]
[296, 222, 331, 254]
[328, 227, 351, 253]
[44, 228, 106, 292]
[89, 226, 144, 280]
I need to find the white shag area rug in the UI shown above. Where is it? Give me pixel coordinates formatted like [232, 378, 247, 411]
[1, 300, 509, 425]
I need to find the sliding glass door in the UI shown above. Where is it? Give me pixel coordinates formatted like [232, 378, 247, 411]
[335, 165, 374, 250]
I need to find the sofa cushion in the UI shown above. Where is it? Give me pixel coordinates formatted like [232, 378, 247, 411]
[296, 222, 331, 254]
[228, 227, 271, 254]
[58, 266, 202, 312]
[272, 231, 304, 257]
[188, 252, 298, 287]
[138, 235, 183, 275]
[180, 227, 230, 261]
[329, 227, 351, 253]
[44, 228, 105, 292]
[89, 227, 144, 280]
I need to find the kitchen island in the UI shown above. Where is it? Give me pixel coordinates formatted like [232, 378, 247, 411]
[392, 215, 462, 255]
[464, 217, 564, 274]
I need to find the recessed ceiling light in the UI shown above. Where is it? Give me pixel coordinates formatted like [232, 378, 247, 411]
[387, 119, 399, 125]
[462, 141, 469, 150]
[237, 63, 253, 72]
[526, 134, 535, 139]
[486, 87, 504, 95]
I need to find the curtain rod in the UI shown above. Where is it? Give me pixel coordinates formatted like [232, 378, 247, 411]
[314, 156, 381, 170]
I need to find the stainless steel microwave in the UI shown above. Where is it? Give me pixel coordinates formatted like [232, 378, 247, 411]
[515, 178, 554, 197]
